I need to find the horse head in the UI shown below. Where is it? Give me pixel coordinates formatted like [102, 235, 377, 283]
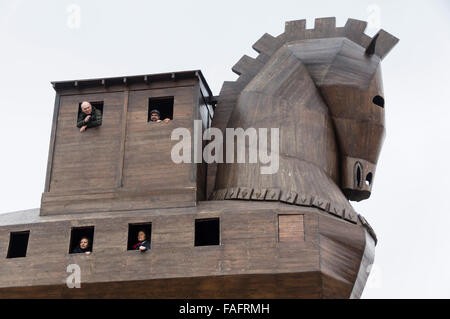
[283, 20, 399, 200]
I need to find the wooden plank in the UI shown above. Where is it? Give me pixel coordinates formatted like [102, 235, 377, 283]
[44, 94, 61, 192]
[56, 80, 198, 96]
[116, 89, 129, 188]
[48, 92, 124, 193]
[0, 202, 371, 298]
[278, 214, 304, 242]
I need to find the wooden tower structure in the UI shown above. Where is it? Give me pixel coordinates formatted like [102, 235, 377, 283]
[0, 18, 398, 298]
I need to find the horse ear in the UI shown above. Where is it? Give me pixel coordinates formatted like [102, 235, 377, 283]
[365, 29, 399, 59]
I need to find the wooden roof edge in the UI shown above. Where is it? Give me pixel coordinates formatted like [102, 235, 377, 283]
[50, 69, 213, 96]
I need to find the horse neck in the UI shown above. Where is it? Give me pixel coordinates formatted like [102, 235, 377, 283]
[235, 46, 339, 183]
[214, 45, 353, 215]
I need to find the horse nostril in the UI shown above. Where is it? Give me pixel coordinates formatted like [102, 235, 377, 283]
[355, 162, 363, 188]
[365, 172, 373, 186]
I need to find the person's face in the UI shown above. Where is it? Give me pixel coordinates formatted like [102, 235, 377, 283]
[150, 112, 160, 121]
[81, 104, 92, 114]
[80, 238, 89, 249]
[137, 231, 146, 242]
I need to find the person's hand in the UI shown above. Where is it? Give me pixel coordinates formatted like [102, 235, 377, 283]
[139, 246, 147, 252]
[84, 115, 91, 123]
[163, 118, 170, 123]
[85, 251, 91, 255]
[80, 126, 87, 132]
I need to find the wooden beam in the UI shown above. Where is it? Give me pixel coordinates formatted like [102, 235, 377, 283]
[43, 94, 61, 192]
[366, 29, 399, 59]
[116, 89, 129, 188]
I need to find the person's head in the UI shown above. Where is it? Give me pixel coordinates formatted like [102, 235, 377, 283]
[81, 101, 93, 115]
[79, 237, 90, 250]
[150, 109, 161, 122]
[137, 230, 147, 242]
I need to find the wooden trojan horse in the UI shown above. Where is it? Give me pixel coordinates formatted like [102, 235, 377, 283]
[0, 18, 397, 298]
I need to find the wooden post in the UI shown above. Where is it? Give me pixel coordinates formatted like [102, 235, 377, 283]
[117, 89, 129, 188]
[43, 94, 60, 192]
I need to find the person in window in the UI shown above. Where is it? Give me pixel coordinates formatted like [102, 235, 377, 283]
[133, 230, 150, 252]
[72, 237, 92, 255]
[149, 109, 170, 123]
[77, 101, 102, 132]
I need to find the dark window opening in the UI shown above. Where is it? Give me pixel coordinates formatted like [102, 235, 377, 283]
[127, 223, 152, 251]
[77, 101, 104, 126]
[7, 231, 30, 258]
[69, 226, 95, 254]
[148, 97, 174, 122]
[372, 95, 385, 108]
[195, 218, 220, 246]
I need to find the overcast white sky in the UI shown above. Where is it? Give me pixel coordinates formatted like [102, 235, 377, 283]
[0, 0, 449, 298]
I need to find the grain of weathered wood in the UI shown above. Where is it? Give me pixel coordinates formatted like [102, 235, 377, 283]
[41, 74, 211, 215]
[278, 215, 304, 242]
[116, 89, 129, 188]
[0, 201, 368, 298]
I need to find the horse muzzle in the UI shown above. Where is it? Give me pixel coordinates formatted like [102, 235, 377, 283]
[341, 156, 376, 201]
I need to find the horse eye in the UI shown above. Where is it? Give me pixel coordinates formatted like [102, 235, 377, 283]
[372, 95, 385, 108]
